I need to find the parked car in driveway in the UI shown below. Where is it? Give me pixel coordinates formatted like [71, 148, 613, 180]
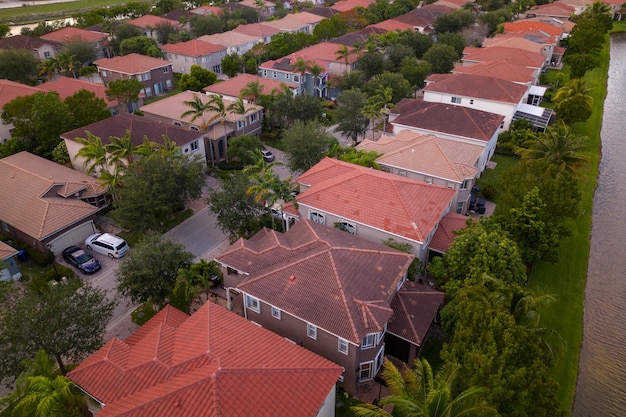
[261, 150, 274, 162]
[85, 233, 129, 258]
[62, 246, 101, 274]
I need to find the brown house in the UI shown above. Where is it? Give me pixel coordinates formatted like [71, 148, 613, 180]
[215, 220, 444, 394]
[94, 53, 174, 103]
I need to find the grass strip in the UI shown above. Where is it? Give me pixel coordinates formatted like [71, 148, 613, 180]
[0, 0, 150, 24]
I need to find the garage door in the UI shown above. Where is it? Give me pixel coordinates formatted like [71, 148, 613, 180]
[48, 221, 97, 254]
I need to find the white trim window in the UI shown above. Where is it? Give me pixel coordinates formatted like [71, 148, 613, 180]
[190, 141, 199, 151]
[460, 179, 469, 190]
[359, 361, 373, 382]
[237, 119, 245, 129]
[336, 221, 356, 235]
[309, 211, 325, 225]
[190, 126, 200, 132]
[361, 333, 376, 350]
[338, 338, 349, 355]
[271, 306, 281, 320]
[163, 66, 169, 73]
[424, 176, 433, 184]
[451, 96, 461, 104]
[307, 323, 317, 339]
[245, 295, 260, 313]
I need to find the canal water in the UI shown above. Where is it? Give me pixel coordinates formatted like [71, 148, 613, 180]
[573, 32, 626, 416]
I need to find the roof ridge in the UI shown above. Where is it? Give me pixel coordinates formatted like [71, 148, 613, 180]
[432, 137, 463, 180]
[386, 174, 422, 241]
[461, 106, 490, 141]
[396, 292, 421, 343]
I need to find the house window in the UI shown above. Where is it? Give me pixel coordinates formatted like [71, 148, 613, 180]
[359, 362, 373, 382]
[380, 166, 391, 173]
[338, 338, 349, 355]
[163, 66, 169, 73]
[101, 70, 107, 77]
[336, 221, 356, 235]
[44, 51, 51, 58]
[273, 71, 277, 79]
[456, 201, 465, 214]
[451, 96, 461, 104]
[190, 141, 199, 151]
[446, 181, 454, 189]
[398, 169, 407, 177]
[396, 271, 407, 291]
[271, 306, 281, 319]
[263, 69, 267, 76]
[245, 295, 260, 313]
[470, 99, 474, 105]
[144, 87, 152, 97]
[460, 179, 468, 190]
[307, 323, 317, 339]
[237, 120, 245, 129]
[212, 64, 221, 74]
[362, 333, 376, 349]
[293, 75, 300, 83]
[249, 112, 258, 123]
[173, 121, 182, 127]
[375, 346, 385, 372]
[166, 79, 172, 88]
[285, 73, 290, 79]
[309, 211, 325, 225]
[190, 126, 200, 132]
[424, 176, 433, 184]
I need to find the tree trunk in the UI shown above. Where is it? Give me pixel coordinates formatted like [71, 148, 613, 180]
[55, 353, 67, 375]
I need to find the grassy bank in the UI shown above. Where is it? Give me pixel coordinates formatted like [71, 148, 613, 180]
[0, 0, 150, 24]
[532, 21, 626, 414]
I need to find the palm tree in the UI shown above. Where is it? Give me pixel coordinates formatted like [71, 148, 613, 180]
[98, 167, 124, 202]
[56, 51, 77, 78]
[134, 135, 159, 158]
[335, 45, 353, 73]
[352, 359, 496, 417]
[368, 86, 396, 134]
[240, 80, 264, 104]
[75, 132, 109, 175]
[38, 57, 60, 80]
[106, 130, 135, 168]
[363, 103, 383, 141]
[12, 374, 85, 417]
[553, 78, 593, 108]
[516, 123, 589, 176]
[291, 57, 309, 94]
[308, 62, 325, 97]
[174, 267, 202, 308]
[181, 95, 214, 133]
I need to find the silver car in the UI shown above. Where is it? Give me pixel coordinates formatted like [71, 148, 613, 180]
[85, 233, 129, 258]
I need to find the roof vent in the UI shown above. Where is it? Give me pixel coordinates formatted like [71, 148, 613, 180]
[289, 275, 295, 281]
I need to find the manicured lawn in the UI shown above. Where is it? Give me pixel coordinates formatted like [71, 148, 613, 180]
[475, 154, 518, 214]
[0, 0, 150, 24]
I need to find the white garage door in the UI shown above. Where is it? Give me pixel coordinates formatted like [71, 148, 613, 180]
[48, 221, 97, 254]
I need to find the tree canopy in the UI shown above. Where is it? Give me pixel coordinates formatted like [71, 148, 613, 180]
[179, 65, 218, 92]
[0, 49, 38, 83]
[281, 120, 334, 173]
[335, 88, 369, 145]
[106, 78, 143, 113]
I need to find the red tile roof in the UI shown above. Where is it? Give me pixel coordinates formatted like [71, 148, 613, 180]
[0, 79, 42, 109]
[218, 220, 414, 343]
[528, 1, 575, 16]
[371, 19, 416, 32]
[203, 73, 297, 97]
[391, 99, 504, 142]
[190, 5, 224, 15]
[38, 76, 117, 107]
[232, 22, 282, 38]
[452, 60, 537, 85]
[387, 281, 444, 345]
[0, 34, 61, 50]
[161, 39, 226, 57]
[423, 73, 529, 104]
[462, 46, 546, 69]
[94, 53, 172, 74]
[126, 15, 178, 29]
[40, 27, 107, 43]
[296, 158, 456, 243]
[331, 0, 376, 12]
[68, 302, 342, 417]
[0, 240, 18, 260]
[481, 35, 548, 54]
[429, 212, 471, 253]
[503, 20, 565, 37]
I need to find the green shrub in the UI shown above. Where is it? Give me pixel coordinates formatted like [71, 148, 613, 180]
[216, 161, 244, 171]
[481, 184, 497, 200]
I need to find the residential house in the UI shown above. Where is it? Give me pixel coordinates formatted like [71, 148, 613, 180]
[452, 60, 539, 85]
[239, 0, 276, 18]
[329, 26, 388, 46]
[95, 53, 174, 101]
[461, 46, 546, 71]
[203, 73, 298, 102]
[481, 33, 556, 65]
[434, 0, 470, 9]
[356, 130, 484, 214]
[140, 90, 262, 164]
[0, 80, 43, 143]
[428, 212, 472, 257]
[62, 113, 208, 172]
[0, 34, 61, 60]
[523, 15, 575, 36]
[0, 241, 21, 281]
[67, 302, 342, 417]
[197, 31, 261, 56]
[556, 0, 593, 15]
[215, 219, 444, 393]
[232, 23, 282, 44]
[389, 4, 454, 33]
[526, 1, 575, 19]
[126, 15, 179, 41]
[290, 157, 456, 261]
[502, 20, 568, 67]
[259, 52, 331, 97]
[390, 13, 436, 33]
[305, 7, 340, 18]
[331, 0, 377, 13]
[189, 5, 224, 16]
[260, 15, 312, 34]
[422, 73, 535, 129]
[371, 19, 416, 32]
[0, 152, 108, 254]
[388, 99, 504, 170]
[38, 76, 119, 113]
[40, 27, 110, 60]
[283, 11, 326, 32]
[161, 39, 227, 74]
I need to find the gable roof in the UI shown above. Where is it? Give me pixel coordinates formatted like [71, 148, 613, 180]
[452, 60, 537, 85]
[232, 22, 282, 39]
[0, 79, 43, 109]
[0, 34, 61, 51]
[68, 302, 342, 417]
[392, 13, 433, 29]
[330, 26, 388, 46]
[38, 76, 118, 107]
[126, 14, 178, 29]
[260, 16, 309, 32]
[0, 241, 18, 261]
[371, 19, 416, 32]
[94, 53, 172, 74]
[331, 0, 376, 11]
[161, 39, 226, 57]
[411, 3, 455, 18]
[40, 27, 107, 43]
[528, 1, 575, 17]
[391, 99, 504, 142]
[503, 20, 565, 37]
[189, 5, 224, 15]
[462, 46, 546, 69]
[197, 31, 259, 48]
[218, 220, 413, 343]
[61, 113, 202, 147]
[429, 212, 471, 253]
[0, 152, 104, 240]
[203, 73, 297, 97]
[481, 35, 549, 54]
[304, 6, 340, 17]
[423, 73, 529, 104]
[357, 131, 482, 182]
[296, 158, 456, 243]
[287, 11, 326, 24]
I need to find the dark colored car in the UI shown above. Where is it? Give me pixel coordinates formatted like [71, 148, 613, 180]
[475, 198, 486, 214]
[62, 246, 101, 274]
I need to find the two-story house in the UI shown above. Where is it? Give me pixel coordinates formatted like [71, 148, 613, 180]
[389, 99, 504, 170]
[203, 73, 298, 102]
[461, 46, 546, 72]
[0, 35, 61, 60]
[260, 15, 312, 34]
[259, 53, 331, 97]
[215, 219, 444, 394]
[95, 53, 174, 100]
[161, 39, 227, 74]
[40, 27, 110, 60]
[126, 15, 180, 42]
[452, 60, 539, 86]
[61, 113, 208, 172]
[288, 157, 456, 261]
[0, 80, 44, 143]
[356, 130, 484, 214]
[139, 90, 262, 164]
[198, 31, 261, 56]
[232, 23, 282, 44]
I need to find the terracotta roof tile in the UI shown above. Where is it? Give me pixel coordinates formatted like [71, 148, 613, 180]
[232, 22, 282, 38]
[503, 20, 565, 37]
[528, 1, 575, 16]
[423, 73, 529, 104]
[127, 15, 178, 29]
[296, 158, 456, 242]
[203, 73, 297, 97]
[452, 60, 537, 84]
[41, 27, 107, 43]
[94, 53, 172, 74]
[0, 152, 104, 240]
[0, 34, 61, 50]
[0, 79, 42, 109]
[197, 31, 259, 48]
[190, 5, 224, 15]
[391, 99, 504, 142]
[481, 35, 548, 54]
[462, 46, 546, 69]
[68, 303, 341, 417]
[161, 39, 226, 57]
[331, 0, 376, 12]
[0, 241, 18, 260]
[371, 19, 416, 32]
[38, 76, 117, 106]
[429, 212, 472, 253]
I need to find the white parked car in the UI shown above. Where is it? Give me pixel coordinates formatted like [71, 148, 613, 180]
[85, 233, 129, 258]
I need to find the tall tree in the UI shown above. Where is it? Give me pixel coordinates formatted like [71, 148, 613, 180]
[423, 43, 458, 74]
[367, 85, 397, 133]
[64, 89, 111, 129]
[352, 358, 496, 417]
[335, 44, 355, 73]
[11, 370, 85, 417]
[38, 57, 60, 81]
[281, 120, 334, 173]
[120, 36, 160, 56]
[336, 88, 369, 145]
[226, 134, 264, 165]
[240, 80, 264, 104]
[117, 234, 193, 309]
[56, 50, 77, 78]
[106, 130, 135, 167]
[106, 78, 143, 113]
[75, 132, 110, 175]
[0, 280, 115, 382]
[553, 79, 594, 125]
[179, 65, 218, 92]
[0, 49, 38, 82]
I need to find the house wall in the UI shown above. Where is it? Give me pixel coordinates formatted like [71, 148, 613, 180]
[296, 202, 429, 261]
[99, 64, 174, 98]
[259, 68, 303, 92]
[317, 386, 337, 417]
[0, 122, 13, 144]
[36, 44, 58, 60]
[164, 50, 226, 74]
[422, 90, 519, 129]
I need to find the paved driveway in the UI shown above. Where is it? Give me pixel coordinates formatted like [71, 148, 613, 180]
[162, 206, 227, 260]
